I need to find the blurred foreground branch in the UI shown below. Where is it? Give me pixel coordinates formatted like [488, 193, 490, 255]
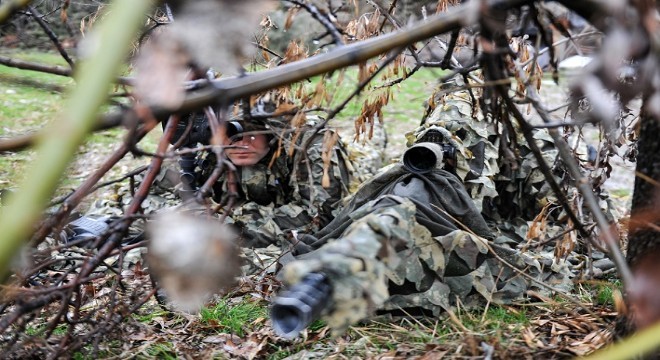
[0, 0, 154, 280]
[0, 0, 32, 24]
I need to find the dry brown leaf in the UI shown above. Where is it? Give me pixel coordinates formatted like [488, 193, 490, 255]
[284, 6, 300, 30]
[60, 1, 69, 23]
[356, 21, 366, 39]
[288, 111, 307, 155]
[522, 327, 540, 348]
[568, 330, 609, 356]
[358, 61, 368, 83]
[231, 334, 268, 360]
[367, 8, 381, 35]
[526, 203, 549, 245]
[261, 50, 271, 62]
[283, 41, 308, 64]
[418, 350, 449, 359]
[311, 80, 327, 107]
[555, 219, 576, 260]
[274, 102, 297, 116]
[321, 132, 339, 188]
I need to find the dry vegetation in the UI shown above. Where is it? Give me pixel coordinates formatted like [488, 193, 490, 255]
[1, 0, 658, 358]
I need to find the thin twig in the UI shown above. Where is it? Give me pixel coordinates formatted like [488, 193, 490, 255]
[26, 6, 75, 69]
[511, 61, 633, 286]
[285, 0, 344, 46]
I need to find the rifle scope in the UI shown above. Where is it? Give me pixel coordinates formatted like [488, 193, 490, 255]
[402, 142, 448, 174]
[270, 273, 331, 339]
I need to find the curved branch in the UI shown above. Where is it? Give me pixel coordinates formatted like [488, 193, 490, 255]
[0, 108, 127, 153]
[0, 55, 72, 77]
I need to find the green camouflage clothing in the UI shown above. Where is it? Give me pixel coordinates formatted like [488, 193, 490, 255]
[276, 86, 605, 336]
[74, 115, 386, 276]
[344, 123, 389, 192]
[408, 86, 615, 240]
[280, 165, 573, 336]
[210, 121, 354, 248]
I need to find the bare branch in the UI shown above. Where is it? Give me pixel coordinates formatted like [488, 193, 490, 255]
[26, 5, 75, 69]
[285, 0, 344, 46]
[0, 55, 133, 86]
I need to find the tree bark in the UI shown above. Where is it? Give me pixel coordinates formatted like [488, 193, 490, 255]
[617, 113, 660, 339]
[627, 114, 660, 265]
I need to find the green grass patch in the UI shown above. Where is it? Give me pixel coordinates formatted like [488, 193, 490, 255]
[200, 298, 268, 337]
[144, 341, 177, 359]
[0, 50, 159, 195]
[24, 323, 68, 337]
[610, 188, 631, 198]
[592, 279, 622, 306]
[302, 65, 446, 156]
[481, 305, 530, 329]
[132, 308, 172, 324]
[0, 51, 72, 133]
[1, 51, 72, 189]
[269, 304, 532, 359]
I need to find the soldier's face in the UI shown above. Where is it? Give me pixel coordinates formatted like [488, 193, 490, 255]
[224, 134, 270, 166]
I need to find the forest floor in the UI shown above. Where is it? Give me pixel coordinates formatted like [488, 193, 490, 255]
[0, 50, 635, 359]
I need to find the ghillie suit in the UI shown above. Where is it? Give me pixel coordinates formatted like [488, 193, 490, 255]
[73, 100, 387, 273]
[276, 85, 616, 336]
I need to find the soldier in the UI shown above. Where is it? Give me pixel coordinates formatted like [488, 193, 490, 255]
[272, 87, 579, 338]
[175, 100, 374, 251]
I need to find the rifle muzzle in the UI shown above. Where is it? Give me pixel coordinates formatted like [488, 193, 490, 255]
[270, 273, 331, 339]
[402, 142, 445, 174]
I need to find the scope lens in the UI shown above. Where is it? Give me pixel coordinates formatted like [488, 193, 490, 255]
[403, 146, 437, 173]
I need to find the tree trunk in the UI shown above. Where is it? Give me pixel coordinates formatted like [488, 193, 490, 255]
[627, 115, 660, 265]
[616, 112, 660, 338]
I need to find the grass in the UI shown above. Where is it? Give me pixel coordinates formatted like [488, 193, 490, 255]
[0, 51, 70, 189]
[590, 279, 622, 307]
[265, 303, 538, 359]
[143, 342, 178, 359]
[610, 188, 632, 198]
[0, 51, 72, 134]
[25, 323, 68, 337]
[132, 308, 172, 324]
[200, 297, 268, 337]
[0, 50, 159, 197]
[301, 64, 446, 155]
